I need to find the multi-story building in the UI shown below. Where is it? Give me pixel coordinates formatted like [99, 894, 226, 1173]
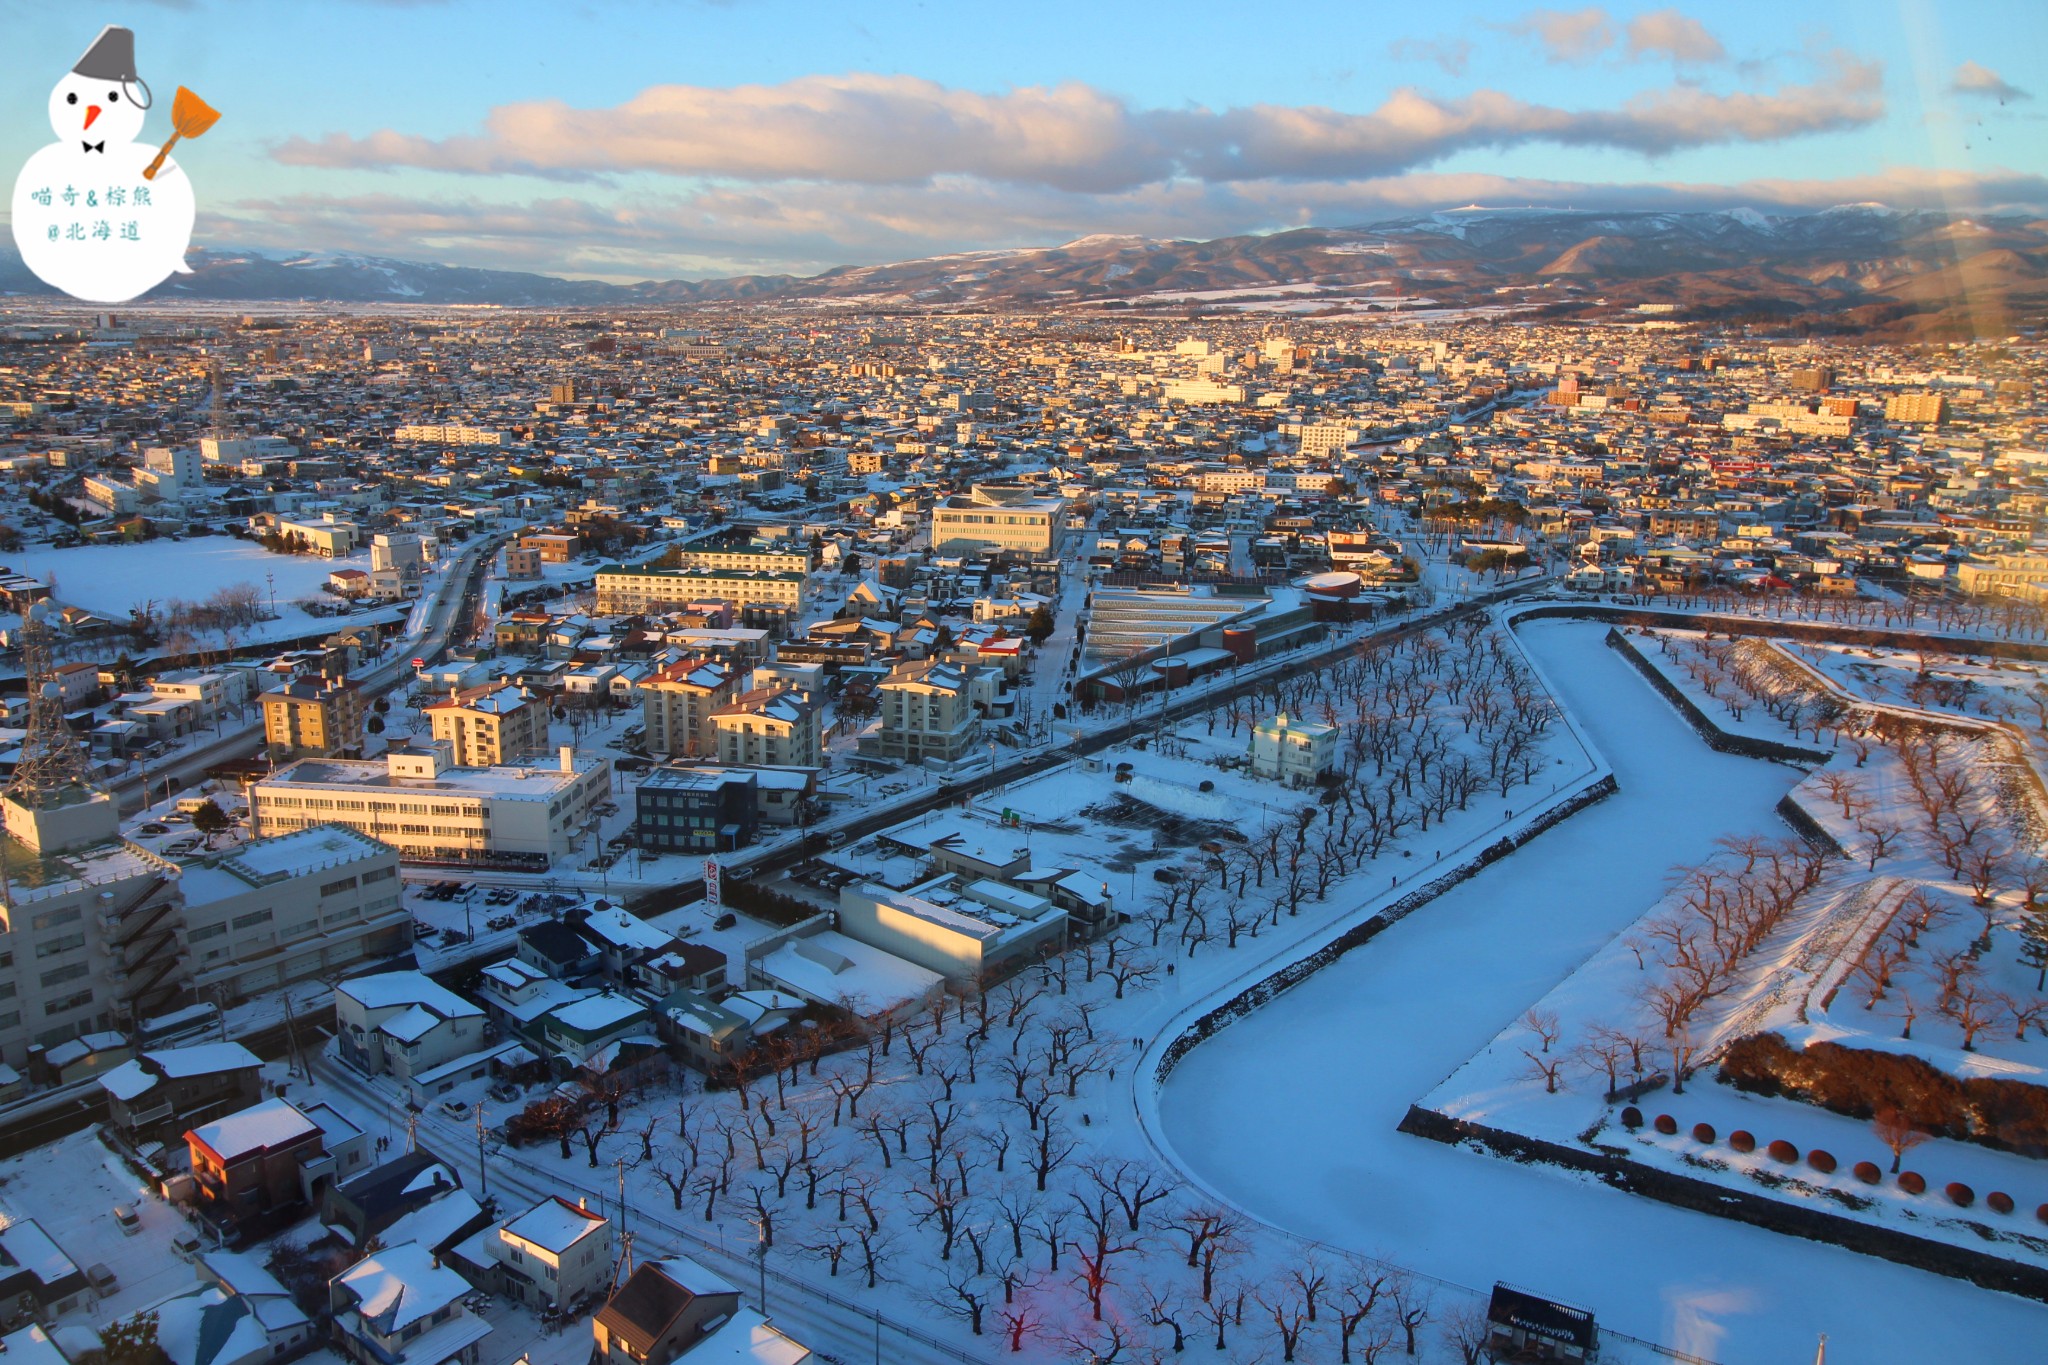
[517, 530, 583, 563]
[178, 825, 410, 1005]
[930, 485, 1069, 557]
[0, 790, 187, 1067]
[869, 660, 1001, 765]
[708, 687, 822, 768]
[634, 767, 758, 854]
[594, 565, 805, 624]
[1884, 392, 1948, 425]
[393, 423, 507, 446]
[249, 743, 612, 865]
[262, 675, 366, 761]
[667, 543, 811, 575]
[636, 657, 737, 759]
[426, 682, 550, 768]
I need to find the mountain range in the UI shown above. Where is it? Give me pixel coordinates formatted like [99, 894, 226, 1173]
[3, 206, 2043, 337]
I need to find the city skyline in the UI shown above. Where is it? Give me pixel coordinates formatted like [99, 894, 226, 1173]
[1, 0, 2045, 282]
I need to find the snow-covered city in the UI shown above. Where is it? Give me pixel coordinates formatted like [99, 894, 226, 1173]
[4, 4, 2048, 1363]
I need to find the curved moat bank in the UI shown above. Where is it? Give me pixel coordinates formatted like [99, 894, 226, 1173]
[1156, 620, 2048, 1364]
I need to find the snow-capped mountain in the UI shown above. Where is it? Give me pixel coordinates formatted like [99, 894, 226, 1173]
[2, 207, 2041, 335]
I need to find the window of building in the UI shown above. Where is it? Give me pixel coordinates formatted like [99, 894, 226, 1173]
[45, 991, 93, 1015]
[232, 909, 274, 931]
[39, 964, 89, 989]
[36, 933, 85, 959]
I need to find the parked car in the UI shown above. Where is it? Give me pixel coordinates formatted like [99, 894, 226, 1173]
[712, 912, 736, 931]
[112, 1205, 140, 1235]
[439, 1099, 471, 1120]
[85, 1264, 118, 1296]
[486, 914, 515, 931]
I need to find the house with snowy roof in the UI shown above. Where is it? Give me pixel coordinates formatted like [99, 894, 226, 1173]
[330, 1241, 491, 1365]
[151, 1251, 313, 1365]
[594, 1256, 810, 1365]
[483, 1196, 612, 1313]
[98, 1041, 264, 1143]
[185, 1098, 356, 1241]
[334, 971, 486, 1084]
[0, 1218, 87, 1329]
[652, 987, 800, 1074]
[319, 1149, 467, 1251]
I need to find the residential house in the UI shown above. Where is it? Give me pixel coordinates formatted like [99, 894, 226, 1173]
[489, 1196, 612, 1313]
[333, 971, 487, 1084]
[330, 1242, 491, 1365]
[97, 1041, 264, 1143]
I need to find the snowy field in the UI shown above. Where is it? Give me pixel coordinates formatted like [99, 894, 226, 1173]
[1156, 621, 2048, 1363]
[10, 539, 382, 645]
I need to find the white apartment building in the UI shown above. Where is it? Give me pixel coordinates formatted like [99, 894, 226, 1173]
[709, 687, 823, 769]
[594, 565, 805, 620]
[930, 486, 1069, 557]
[178, 826, 410, 1005]
[249, 742, 612, 864]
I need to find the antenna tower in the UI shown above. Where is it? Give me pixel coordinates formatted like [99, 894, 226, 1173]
[4, 595, 105, 808]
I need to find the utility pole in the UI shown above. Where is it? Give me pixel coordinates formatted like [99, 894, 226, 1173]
[475, 1103, 489, 1201]
[613, 1156, 629, 1240]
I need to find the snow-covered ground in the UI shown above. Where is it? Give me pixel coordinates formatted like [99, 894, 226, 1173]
[11, 538, 401, 647]
[1155, 621, 2048, 1363]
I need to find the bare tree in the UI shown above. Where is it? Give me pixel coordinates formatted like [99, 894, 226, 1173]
[1872, 1105, 1929, 1174]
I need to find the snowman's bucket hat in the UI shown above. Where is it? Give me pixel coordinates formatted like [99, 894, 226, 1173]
[73, 25, 152, 110]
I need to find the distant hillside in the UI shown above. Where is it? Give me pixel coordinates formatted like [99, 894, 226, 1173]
[3, 206, 2043, 336]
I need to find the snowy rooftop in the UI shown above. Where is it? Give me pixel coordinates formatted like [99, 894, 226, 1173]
[502, 1196, 607, 1255]
[337, 1240, 475, 1334]
[338, 970, 484, 1020]
[188, 1098, 320, 1159]
[753, 931, 941, 1015]
[266, 756, 597, 801]
[581, 904, 674, 954]
[675, 1308, 811, 1365]
[212, 825, 389, 886]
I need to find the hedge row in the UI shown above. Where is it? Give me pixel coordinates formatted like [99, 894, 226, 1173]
[1718, 1030, 2048, 1155]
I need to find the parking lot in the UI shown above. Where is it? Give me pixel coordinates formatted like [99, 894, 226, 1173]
[0, 1129, 209, 1330]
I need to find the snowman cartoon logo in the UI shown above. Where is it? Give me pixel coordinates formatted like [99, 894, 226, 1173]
[11, 26, 219, 303]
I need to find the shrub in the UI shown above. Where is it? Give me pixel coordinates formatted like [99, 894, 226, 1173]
[1717, 1030, 2048, 1156]
[1691, 1122, 1716, 1144]
[1766, 1139, 1799, 1164]
[1620, 1107, 1643, 1130]
[1988, 1192, 2015, 1215]
[1852, 1161, 1882, 1184]
[1653, 1114, 1678, 1135]
[1898, 1171, 1926, 1196]
[1806, 1149, 1837, 1174]
[1730, 1130, 1756, 1153]
[1945, 1182, 1975, 1208]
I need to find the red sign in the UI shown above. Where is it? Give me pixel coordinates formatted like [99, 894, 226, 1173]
[411, 657, 425, 668]
[704, 857, 721, 907]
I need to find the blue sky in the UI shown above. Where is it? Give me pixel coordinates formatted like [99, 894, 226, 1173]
[3, 0, 2043, 281]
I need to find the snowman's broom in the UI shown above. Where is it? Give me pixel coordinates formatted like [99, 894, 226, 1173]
[142, 87, 220, 181]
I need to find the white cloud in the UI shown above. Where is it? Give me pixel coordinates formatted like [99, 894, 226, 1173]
[1505, 7, 1616, 65]
[1625, 10, 1726, 64]
[1951, 61, 2032, 103]
[272, 61, 1884, 191]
